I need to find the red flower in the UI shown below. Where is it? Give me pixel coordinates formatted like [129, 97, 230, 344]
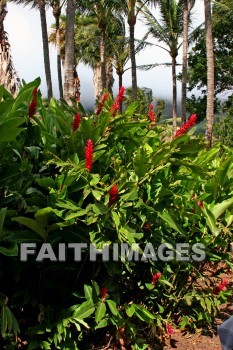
[166, 323, 174, 335]
[174, 113, 197, 138]
[148, 103, 156, 123]
[213, 278, 228, 295]
[96, 93, 109, 115]
[110, 86, 125, 116]
[29, 88, 37, 118]
[109, 184, 118, 206]
[144, 223, 150, 231]
[100, 287, 108, 301]
[85, 139, 93, 172]
[72, 113, 81, 132]
[151, 272, 161, 285]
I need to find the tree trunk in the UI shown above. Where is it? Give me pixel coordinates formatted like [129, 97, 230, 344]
[172, 55, 177, 134]
[63, 0, 75, 104]
[181, 0, 188, 123]
[118, 73, 123, 90]
[93, 63, 101, 100]
[128, 16, 137, 99]
[54, 9, 63, 100]
[204, 0, 215, 147]
[106, 59, 114, 96]
[0, 2, 20, 96]
[100, 25, 106, 95]
[38, 0, 53, 100]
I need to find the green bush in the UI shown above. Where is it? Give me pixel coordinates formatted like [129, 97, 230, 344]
[0, 79, 233, 349]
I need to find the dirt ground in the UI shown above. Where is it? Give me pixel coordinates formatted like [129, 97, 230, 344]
[162, 268, 233, 350]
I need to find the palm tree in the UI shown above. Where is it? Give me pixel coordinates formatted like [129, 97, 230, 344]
[63, 0, 75, 104]
[181, 0, 195, 123]
[10, 0, 53, 99]
[0, 0, 20, 95]
[142, 0, 183, 134]
[50, 0, 65, 100]
[204, 0, 215, 147]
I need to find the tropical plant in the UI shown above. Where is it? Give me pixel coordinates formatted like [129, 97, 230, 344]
[0, 79, 233, 348]
[142, 0, 183, 134]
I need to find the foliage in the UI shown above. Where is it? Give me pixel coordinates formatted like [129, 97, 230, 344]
[186, 94, 221, 122]
[0, 79, 233, 348]
[187, 0, 233, 94]
[214, 95, 233, 147]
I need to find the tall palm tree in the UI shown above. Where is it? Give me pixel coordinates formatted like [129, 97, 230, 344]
[63, 0, 75, 104]
[50, 0, 65, 100]
[181, 0, 195, 123]
[0, 0, 20, 95]
[142, 0, 183, 134]
[10, 0, 53, 99]
[204, 0, 215, 147]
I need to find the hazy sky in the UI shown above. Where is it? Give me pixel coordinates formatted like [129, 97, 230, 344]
[5, 2, 204, 106]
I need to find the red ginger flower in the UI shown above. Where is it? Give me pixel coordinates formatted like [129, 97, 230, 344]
[213, 278, 228, 295]
[85, 139, 93, 172]
[174, 113, 197, 138]
[72, 113, 81, 132]
[100, 287, 108, 301]
[148, 103, 156, 123]
[166, 323, 175, 335]
[151, 272, 161, 285]
[111, 86, 125, 116]
[29, 88, 38, 118]
[109, 184, 118, 206]
[96, 92, 109, 115]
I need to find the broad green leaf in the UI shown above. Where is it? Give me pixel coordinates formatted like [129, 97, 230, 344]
[106, 300, 118, 315]
[84, 285, 93, 304]
[202, 208, 217, 235]
[94, 318, 108, 330]
[12, 217, 47, 239]
[158, 210, 186, 235]
[95, 301, 106, 323]
[111, 211, 120, 230]
[126, 304, 135, 317]
[0, 208, 7, 239]
[73, 305, 95, 320]
[0, 242, 18, 256]
[211, 198, 233, 220]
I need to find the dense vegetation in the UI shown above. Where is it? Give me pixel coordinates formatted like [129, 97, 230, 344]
[0, 80, 233, 349]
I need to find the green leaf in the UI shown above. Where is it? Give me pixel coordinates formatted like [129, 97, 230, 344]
[134, 305, 156, 320]
[211, 198, 233, 220]
[203, 207, 217, 235]
[0, 242, 18, 256]
[12, 217, 47, 239]
[92, 190, 102, 201]
[0, 117, 26, 143]
[158, 210, 186, 235]
[106, 300, 118, 315]
[94, 318, 108, 330]
[95, 301, 106, 323]
[73, 305, 95, 320]
[126, 304, 135, 317]
[0, 208, 7, 239]
[111, 211, 120, 230]
[65, 209, 87, 220]
[84, 285, 93, 304]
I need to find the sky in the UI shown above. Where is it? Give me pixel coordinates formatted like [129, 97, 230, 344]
[5, 2, 204, 107]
